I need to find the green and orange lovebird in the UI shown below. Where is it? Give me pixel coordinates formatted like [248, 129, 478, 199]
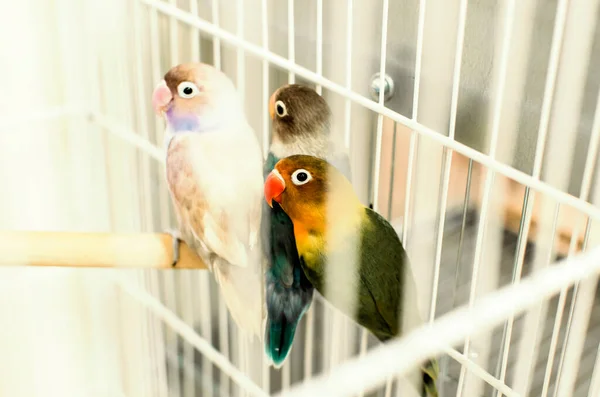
[263, 154, 439, 397]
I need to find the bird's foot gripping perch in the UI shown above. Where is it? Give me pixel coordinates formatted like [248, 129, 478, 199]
[166, 228, 182, 268]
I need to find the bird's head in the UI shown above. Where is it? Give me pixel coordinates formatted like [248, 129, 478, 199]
[152, 62, 243, 133]
[268, 84, 331, 144]
[264, 155, 359, 230]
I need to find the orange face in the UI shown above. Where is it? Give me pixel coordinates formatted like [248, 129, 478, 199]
[263, 155, 332, 230]
[268, 91, 276, 120]
[264, 155, 363, 256]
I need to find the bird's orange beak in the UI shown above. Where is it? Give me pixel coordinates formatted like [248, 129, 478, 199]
[264, 169, 285, 207]
[152, 80, 173, 115]
[268, 91, 276, 120]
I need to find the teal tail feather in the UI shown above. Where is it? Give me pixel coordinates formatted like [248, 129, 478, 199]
[265, 316, 300, 367]
[262, 200, 314, 367]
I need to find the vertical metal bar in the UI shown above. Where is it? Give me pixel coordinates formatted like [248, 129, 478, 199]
[368, 2, 391, 396]
[552, 218, 594, 397]
[283, 0, 295, 359]
[303, 308, 314, 380]
[218, 299, 230, 397]
[326, 0, 356, 374]
[394, 2, 427, 396]
[369, 0, 390, 213]
[569, 85, 600, 397]
[148, 0, 170, 233]
[163, 1, 182, 394]
[455, 0, 516, 395]
[287, 0, 295, 83]
[180, 277, 195, 397]
[148, 2, 171, 396]
[168, 0, 179, 64]
[356, 330, 369, 397]
[387, 122, 398, 220]
[539, 0, 599, 393]
[343, 0, 353, 151]
[197, 272, 214, 397]
[208, 2, 229, 395]
[133, 1, 164, 396]
[552, 81, 600, 397]
[508, 0, 571, 393]
[315, 0, 323, 95]
[190, 0, 200, 61]
[261, 0, 270, 158]
[440, 158, 474, 384]
[578, 89, 600, 203]
[235, 1, 247, 391]
[181, 9, 201, 397]
[187, 4, 214, 396]
[149, 270, 170, 397]
[538, 219, 566, 397]
[133, 0, 154, 232]
[452, 158, 474, 302]
[236, 0, 245, 101]
[493, 185, 532, 395]
[260, 0, 271, 391]
[429, 0, 468, 324]
[211, 0, 222, 70]
[587, 344, 600, 397]
[282, 356, 291, 390]
[302, 0, 324, 381]
[533, 0, 571, 179]
[401, 0, 427, 247]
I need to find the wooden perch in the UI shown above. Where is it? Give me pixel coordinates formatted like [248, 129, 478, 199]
[0, 231, 207, 269]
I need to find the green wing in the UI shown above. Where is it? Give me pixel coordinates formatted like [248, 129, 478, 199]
[353, 208, 410, 341]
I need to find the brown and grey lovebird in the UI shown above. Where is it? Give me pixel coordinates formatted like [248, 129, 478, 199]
[152, 62, 265, 340]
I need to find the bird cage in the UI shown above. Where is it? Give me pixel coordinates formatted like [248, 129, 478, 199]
[2, 0, 600, 396]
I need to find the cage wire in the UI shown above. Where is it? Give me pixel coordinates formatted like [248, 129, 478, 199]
[3, 0, 600, 396]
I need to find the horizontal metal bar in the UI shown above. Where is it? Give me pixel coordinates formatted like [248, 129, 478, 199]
[0, 105, 86, 130]
[90, 111, 164, 163]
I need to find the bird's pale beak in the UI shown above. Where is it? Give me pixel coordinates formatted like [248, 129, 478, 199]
[152, 80, 173, 115]
[268, 92, 276, 120]
[264, 170, 286, 207]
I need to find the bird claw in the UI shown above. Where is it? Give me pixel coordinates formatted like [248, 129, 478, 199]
[166, 228, 182, 268]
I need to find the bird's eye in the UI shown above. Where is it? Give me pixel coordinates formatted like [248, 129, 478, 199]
[275, 100, 288, 117]
[291, 169, 312, 186]
[177, 82, 200, 98]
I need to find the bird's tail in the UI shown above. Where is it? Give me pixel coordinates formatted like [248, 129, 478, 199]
[421, 358, 440, 397]
[264, 315, 300, 367]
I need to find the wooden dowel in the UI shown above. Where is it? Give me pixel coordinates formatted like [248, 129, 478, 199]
[0, 231, 207, 269]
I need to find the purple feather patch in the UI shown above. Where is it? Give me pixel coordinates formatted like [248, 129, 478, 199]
[166, 108, 200, 132]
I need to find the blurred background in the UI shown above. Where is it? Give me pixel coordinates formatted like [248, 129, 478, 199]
[1, 0, 600, 396]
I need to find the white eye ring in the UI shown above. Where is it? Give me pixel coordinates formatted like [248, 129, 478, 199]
[177, 82, 200, 98]
[291, 169, 312, 186]
[275, 100, 288, 117]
